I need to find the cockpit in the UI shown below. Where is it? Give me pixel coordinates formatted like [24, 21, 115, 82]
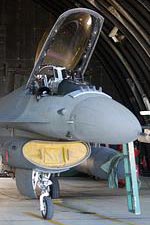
[31, 65, 83, 100]
[26, 8, 104, 100]
[32, 65, 69, 98]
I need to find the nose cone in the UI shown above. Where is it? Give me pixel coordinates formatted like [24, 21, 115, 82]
[71, 96, 141, 144]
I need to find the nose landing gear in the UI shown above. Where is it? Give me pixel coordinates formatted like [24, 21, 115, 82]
[37, 173, 54, 220]
[32, 171, 60, 219]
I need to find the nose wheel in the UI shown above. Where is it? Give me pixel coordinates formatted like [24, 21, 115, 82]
[41, 196, 54, 219]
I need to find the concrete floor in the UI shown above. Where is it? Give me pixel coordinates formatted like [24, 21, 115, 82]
[0, 177, 150, 225]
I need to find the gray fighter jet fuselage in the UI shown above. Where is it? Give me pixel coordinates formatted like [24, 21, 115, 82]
[0, 8, 142, 219]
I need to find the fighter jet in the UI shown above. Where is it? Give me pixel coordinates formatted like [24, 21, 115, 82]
[0, 8, 141, 219]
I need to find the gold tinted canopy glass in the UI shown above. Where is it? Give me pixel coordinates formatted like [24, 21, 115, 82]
[42, 13, 92, 69]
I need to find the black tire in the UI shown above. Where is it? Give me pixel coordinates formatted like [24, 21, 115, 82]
[15, 169, 37, 198]
[41, 196, 54, 220]
[50, 176, 60, 199]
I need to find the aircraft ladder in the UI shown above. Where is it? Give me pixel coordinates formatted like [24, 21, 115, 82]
[123, 142, 141, 215]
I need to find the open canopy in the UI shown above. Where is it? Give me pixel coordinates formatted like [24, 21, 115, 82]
[26, 8, 104, 87]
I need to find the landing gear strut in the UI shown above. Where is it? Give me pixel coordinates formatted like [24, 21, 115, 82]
[31, 171, 60, 219]
[37, 173, 54, 219]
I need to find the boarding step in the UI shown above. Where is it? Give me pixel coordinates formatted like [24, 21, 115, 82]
[123, 142, 141, 215]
